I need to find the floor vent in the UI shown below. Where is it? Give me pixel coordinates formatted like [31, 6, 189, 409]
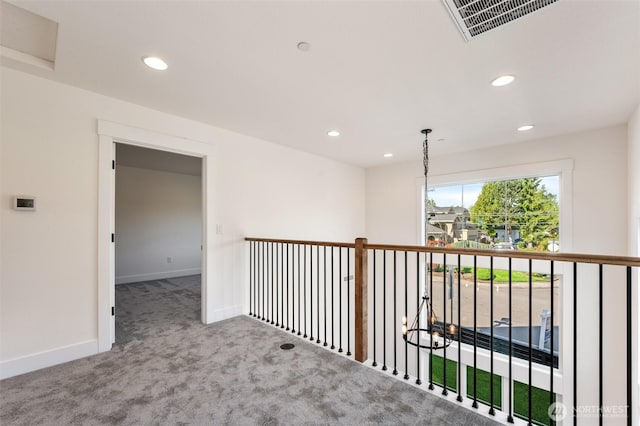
[443, 0, 559, 41]
[280, 343, 295, 350]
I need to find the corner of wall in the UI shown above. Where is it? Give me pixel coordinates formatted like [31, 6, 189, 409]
[629, 103, 640, 257]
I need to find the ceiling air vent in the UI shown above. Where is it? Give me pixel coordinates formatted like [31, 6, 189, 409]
[442, 0, 559, 41]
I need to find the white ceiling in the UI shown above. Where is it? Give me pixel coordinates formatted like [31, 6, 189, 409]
[3, 0, 639, 167]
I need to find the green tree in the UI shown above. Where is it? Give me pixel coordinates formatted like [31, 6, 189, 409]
[470, 178, 558, 247]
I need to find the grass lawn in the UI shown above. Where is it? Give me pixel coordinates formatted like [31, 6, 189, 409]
[474, 268, 549, 283]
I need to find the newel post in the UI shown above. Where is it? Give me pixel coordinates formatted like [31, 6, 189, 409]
[354, 237, 368, 362]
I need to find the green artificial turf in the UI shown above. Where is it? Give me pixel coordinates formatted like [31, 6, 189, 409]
[466, 366, 502, 410]
[429, 356, 554, 425]
[474, 268, 549, 283]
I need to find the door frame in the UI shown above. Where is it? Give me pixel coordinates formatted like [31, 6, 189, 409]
[97, 120, 216, 351]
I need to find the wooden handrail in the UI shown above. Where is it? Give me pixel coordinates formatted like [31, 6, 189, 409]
[245, 237, 640, 267]
[364, 243, 640, 267]
[245, 237, 355, 249]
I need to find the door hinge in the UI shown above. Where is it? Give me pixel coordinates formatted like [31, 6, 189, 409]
[111, 306, 115, 316]
[112, 160, 115, 170]
[111, 233, 115, 243]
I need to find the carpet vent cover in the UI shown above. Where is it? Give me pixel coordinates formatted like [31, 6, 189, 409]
[442, 0, 559, 41]
[280, 343, 295, 350]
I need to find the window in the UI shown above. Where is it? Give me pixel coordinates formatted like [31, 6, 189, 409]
[425, 175, 560, 251]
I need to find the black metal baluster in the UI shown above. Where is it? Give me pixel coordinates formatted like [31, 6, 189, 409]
[317, 245, 321, 344]
[339, 247, 343, 353]
[404, 251, 409, 380]
[268, 242, 271, 322]
[627, 266, 632, 426]
[275, 243, 279, 327]
[472, 255, 478, 408]
[372, 249, 377, 365]
[550, 260, 555, 425]
[249, 241, 253, 316]
[266, 242, 270, 322]
[303, 245, 307, 338]
[443, 253, 447, 396]
[457, 254, 462, 403]
[310, 245, 315, 342]
[253, 241, 260, 318]
[296, 244, 301, 336]
[416, 251, 421, 385]
[528, 258, 533, 424]
[508, 257, 514, 423]
[280, 243, 283, 328]
[271, 243, 278, 325]
[281, 243, 285, 329]
[573, 262, 577, 425]
[323, 246, 327, 346]
[489, 256, 495, 416]
[599, 263, 603, 426]
[331, 247, 335, 350]
[382, 250, 387, 369]
[262, 242, 266, 321]
[393, 250, 397, 375]
[347, 247, 351, 356]
[286, 243, 289, 330]
[429, 253, 434, 391]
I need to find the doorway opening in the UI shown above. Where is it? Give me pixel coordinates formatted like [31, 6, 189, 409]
[98, 120, 217, 352]
[114, 144, 203, 346]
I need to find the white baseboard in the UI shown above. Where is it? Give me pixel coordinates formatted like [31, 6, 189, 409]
[206, 304, 245, 324]
[0, 340, 98, 380]
[115, 268, 201, 284]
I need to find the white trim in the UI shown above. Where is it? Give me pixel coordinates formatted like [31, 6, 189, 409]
[98, 134, 114, 351]
[115, 268, 202, 285]
[97, 120, 217, 354]
[207, 305, 246, 323]
[0, 46, 55, 71]
[0, 340, 98, 380]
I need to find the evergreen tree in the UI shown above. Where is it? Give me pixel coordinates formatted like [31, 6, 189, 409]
[470, 178, 559, 247]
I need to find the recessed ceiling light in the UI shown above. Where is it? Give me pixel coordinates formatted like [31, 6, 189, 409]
[297, 42, 311, 52]
[517, 125, 534, 132]
[491, 75, 515, 87]
[383, 153, 393, 158]
[327, 130, 340, 137]
[142, 56, 168, 71]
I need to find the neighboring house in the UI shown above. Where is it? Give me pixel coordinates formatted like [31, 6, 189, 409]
[427, 206, 478, 243]
[493, 225, 521, 243]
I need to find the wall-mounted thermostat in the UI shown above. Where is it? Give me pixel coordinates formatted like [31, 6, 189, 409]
[14, 196, 36, 211]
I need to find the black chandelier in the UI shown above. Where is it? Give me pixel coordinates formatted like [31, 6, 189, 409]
[402, 129, 457, 350]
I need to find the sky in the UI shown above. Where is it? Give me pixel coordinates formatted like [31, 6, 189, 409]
[429, 175, 560, 209]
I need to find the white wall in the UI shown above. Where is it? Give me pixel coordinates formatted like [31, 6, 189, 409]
[115, 165, 202, 284]
[0, 67, 365, 375]
[366, 125, 629, 255]
[628, 103, 640, 420]
[629, 104, 640, 257]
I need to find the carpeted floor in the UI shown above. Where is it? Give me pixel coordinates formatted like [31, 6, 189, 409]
[0, 275, 497, 425]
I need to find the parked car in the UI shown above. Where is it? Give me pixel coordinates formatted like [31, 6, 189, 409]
[493, 242, 517, 251]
